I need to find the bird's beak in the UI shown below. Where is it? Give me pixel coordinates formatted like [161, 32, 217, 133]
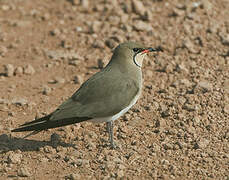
[141, 46, 163, 54]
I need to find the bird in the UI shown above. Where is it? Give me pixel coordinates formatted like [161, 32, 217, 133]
[12, 42, 162, 148]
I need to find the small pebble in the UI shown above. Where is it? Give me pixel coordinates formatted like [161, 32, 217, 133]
[17, 167, 31, 177]
[42, 85, 52, 95]
[4, 64, 14, 77]
[132, 0, 146, 16]
[14, 66, 23, 76]
[24, 64, 35, 75]
[0, 46, 8, 56]
[97, 59, 104, 69]
[8, 153, 22, 164]
[81, 0, 89, 9]
[73, 75, 84, 84]
[54, 77, 65, 84]
[50, 28, 61, 36]
[133, 21, 152, 31]
[197, 81, 212, 93]
[11, 97, 28, 106]
[67, 173, 81, 180]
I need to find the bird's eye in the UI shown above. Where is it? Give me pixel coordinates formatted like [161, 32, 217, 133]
[133, 48, 140, 53]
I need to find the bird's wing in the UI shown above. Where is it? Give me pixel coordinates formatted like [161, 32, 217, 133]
[50, 69, 140, 121]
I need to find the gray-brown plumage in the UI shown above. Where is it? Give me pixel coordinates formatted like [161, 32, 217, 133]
[12, 42, 161, 148]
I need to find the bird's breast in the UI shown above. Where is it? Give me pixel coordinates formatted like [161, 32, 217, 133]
[89, 89, 141, 123]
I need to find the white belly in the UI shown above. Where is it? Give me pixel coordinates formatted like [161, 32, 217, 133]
[89, 92, 141, 123]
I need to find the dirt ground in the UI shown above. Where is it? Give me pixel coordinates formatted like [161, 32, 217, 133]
[0, 0, 228, 179]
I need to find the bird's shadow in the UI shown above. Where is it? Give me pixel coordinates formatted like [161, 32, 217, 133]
[0, 133, 76, 154]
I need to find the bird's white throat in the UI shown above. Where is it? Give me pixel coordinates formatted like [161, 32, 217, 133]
[133, 53, 146, 67]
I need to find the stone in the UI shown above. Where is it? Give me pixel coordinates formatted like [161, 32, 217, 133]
[183, 104, 196, 112]
[50, 28, 61, 36]
[162, 142, 173, 150]
[0, 98, 9, 104]
[61, 39, 72, 49]
[45, 50, 80, 61]
[197, 81, 212, 93]
[70, 0, 79, 5]
[68, 173, 81, 180]
[90, 21, 102, 33]
[117, 170, 124, 178]
[198, 138, 209, 149]
[17, 167, 31, 177]
[108, 16, 120, 26]
[4, 64, 14, 77]
[42, 85, 52, 95]
[183, 38, 198, 53]
[13, 20, 31, 27]
[179, 79, 192, 87]
[122, 24, 132, 32]
[161, 110, 170, 118]
[165, 64, 174, 73]
[8, 153, 22, 164]
[224, 80, 229, 93]
[68, 60, 78, 66]
[11, 97, 28, 106]
[73, 75, 84, 84]
[0, 46, 8, 57]
[144, 9, 153, 21]
[145, 70, 153, 77]
[97, 59, 104, 69]
[178, 96, 186, 105]
[42, 13, 50, 21]
[54, 77, 65, 84]
[24, 64, 35, 75]
[81, 0, 89, 9]
[176, 63, 189, 74]
[219, 32, 229, 46]
[14, 66, 23, 76]
[120, 14, 129, 23]
[2, 5, 10, 11]
[92, 40, 104, 49]
[202, 0, 213, 11]
[105, 39, 116, 49]
[133, 21, 152, 31]
[132, 0, 146, 16]
[75, 26, 82, 32]
[224, 104, 229, 114]
[43, 146, 56, 154]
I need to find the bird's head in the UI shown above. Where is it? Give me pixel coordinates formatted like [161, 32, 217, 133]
[111, 42, 162, 68]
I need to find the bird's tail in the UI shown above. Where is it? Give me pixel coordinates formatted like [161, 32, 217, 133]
[11, 115, 91, 133]
[11, 114, 52, 132]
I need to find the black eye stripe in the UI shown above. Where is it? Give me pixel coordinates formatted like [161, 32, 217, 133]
[133, 48, 143, 53]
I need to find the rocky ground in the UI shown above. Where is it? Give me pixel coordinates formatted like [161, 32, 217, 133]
[0, 0, 228, 179]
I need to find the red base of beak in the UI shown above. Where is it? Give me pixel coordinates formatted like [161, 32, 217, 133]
[142, 49, 150, 54]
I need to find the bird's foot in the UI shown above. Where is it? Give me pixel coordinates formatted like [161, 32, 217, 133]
[110, 141, 117, 149]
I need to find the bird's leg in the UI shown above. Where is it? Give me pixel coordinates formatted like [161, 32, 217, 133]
[106, 121, 116, 149]
[22, 130, 41, 139]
